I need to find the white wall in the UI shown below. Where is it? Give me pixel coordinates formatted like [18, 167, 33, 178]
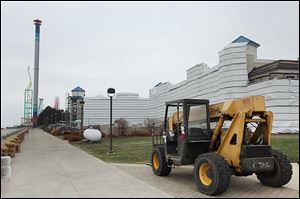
[149, 42, 299, 133]
[84, 93, 149, 126]
[247, 79, 299, 133]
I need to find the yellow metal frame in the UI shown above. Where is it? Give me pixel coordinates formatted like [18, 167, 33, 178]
[208, 96, 273, 171]
[217, 111, 246, 169]
[209, 96, 266, 119]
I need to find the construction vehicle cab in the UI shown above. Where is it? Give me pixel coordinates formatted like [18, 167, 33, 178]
[159, 99, 211, 166]
[151, 96, 292, 196]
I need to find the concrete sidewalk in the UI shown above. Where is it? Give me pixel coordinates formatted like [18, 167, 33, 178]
[1, 129, 172, 198]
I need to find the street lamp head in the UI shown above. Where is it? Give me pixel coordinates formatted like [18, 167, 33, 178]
[107, 88, 116, 97]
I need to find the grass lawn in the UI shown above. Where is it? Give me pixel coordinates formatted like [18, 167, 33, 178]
[271, 134, 299, 162]
[70, 136, 153, 164]
[69, 134, 299, 164]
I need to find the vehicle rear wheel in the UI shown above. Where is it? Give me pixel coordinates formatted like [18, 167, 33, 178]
[256, 149, 292, 187]
[151, 146, 171, 176]
[194, 153, 231, 195]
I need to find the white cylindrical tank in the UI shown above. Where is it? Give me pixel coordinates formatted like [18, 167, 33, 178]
[83, 128, 102, 142]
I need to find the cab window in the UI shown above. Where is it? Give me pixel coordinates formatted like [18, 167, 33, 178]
[187, 104, 208, 136]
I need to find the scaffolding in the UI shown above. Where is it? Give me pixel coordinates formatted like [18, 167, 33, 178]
[23, 66, 33, 126]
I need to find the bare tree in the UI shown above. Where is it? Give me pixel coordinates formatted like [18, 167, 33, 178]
[143, 118, 162, 135]
[114, 118, 129, 136]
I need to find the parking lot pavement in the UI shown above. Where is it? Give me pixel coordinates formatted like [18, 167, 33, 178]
[113, 163, 299, 198]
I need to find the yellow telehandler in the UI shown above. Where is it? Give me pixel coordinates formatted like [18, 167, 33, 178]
[151, 96, 292, 195]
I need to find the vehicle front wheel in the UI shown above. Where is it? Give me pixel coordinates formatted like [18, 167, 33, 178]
[194, 153, 231, 195]
[151, 146, 171, 176]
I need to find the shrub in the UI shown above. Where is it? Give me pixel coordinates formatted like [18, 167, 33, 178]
[64, 132, 82, 142]
[127, 129, 151, 136]
[91, 124, 101, 131]
[52, 128, 62, 136]
[114, 118, 129, 136]
[143, 118, 163, 135]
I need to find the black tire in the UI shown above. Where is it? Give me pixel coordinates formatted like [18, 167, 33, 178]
[194, 153, 231, 196]
[151, 146, 172, 176]
[256, 149, 292, 187]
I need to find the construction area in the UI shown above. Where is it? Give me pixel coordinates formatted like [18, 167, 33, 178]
[1, 4, 299, 198]
[2, 28, 299, 198]
[148, 36, 299, 134]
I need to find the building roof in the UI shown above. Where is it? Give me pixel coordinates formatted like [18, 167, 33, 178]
[154, 82, 162, 87]
[71, 86, 85, 92]
[248, 60, 299, 83]
[232, 36, 260, 47]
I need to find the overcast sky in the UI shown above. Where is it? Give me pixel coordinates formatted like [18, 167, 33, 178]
[1, 1, 299, 127]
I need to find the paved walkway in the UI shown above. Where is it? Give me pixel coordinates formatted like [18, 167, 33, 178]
[113, 163, 299, 198]
[1, 129, 172, 198]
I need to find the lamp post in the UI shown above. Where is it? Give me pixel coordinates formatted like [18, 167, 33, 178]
[107, 88, 115, 154]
